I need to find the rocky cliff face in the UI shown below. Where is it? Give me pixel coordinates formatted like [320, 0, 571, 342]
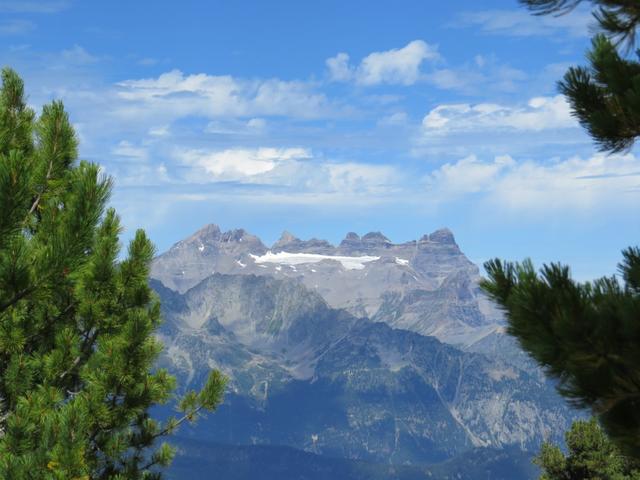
[151, 224, 582, 471]
[152, 225, 503, 346]
[152, 272, 578, 466]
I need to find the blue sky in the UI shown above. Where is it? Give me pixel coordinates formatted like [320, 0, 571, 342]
[3, 0, 638, 280]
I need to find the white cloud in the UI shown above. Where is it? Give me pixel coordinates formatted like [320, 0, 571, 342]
[0, 20, 35, 35]
[148, 125, 170, 137]
[0, 1, 70, 13]
[174, 147, 312, 182]
[114, 70, 332, 121]
[112, 140, 148, 160]
[326, 40, 440, 86]
[247, 118, 266, 130]
[425, 153, 640, 213]
[327, 163, 398, 194]
[110, 162, 170, 188]
[252, 79, 329, 115]
[167, 146, 401, 199]
[427, 154, 515, 195]
[359, 40, 439, 85]
[455, 8, 591, 38]
[326, 52, 352, 82]
[205, 117, 267, 135]
[61, 45, 98, 64]
[328, 41, 526, 94]
[377, 111, 408, 127]
[425, 57, 527, 94]
[422, 95, 574, 134]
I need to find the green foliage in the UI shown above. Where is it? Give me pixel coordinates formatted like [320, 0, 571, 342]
[479, 0, 640, 461]
[558, 33, 640, 152]
[520, 0, 640, 152]
[0, 68, 227, 478]
[481, 253, 640, 459]
[535, 418, 640, 479]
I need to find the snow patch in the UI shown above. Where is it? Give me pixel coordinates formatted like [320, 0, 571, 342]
[198, 243, 205, 252]
[236, 260, 246, 268]
[395, 257, 409, 266]
[250, 251, 379, 270]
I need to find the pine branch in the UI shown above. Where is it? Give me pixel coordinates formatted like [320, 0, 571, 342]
[519, 0, 584, 16]
[0, 286, 34, 313]
[152, 405, 206, 440]
[26, 156, 53, 217]
[59, 326, 99, 381]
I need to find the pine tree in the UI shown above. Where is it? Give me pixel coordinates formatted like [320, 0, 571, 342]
[481, 256, 640, 459]
[535, 418, 640, 480]
[481, 0, 640, 461]
[520, 0, 640, 152]
[0, 68, 227, 478]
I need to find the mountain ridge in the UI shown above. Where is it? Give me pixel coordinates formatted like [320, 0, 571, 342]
[152, 271, 580, 464]
[152, 224, 501, 347]
[150, 223, 583, 476]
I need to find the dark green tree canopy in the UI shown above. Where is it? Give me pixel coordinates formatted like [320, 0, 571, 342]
[481, 253, 640, 459]
[535, 418, 640, 480]
[0, 68, 226, 479]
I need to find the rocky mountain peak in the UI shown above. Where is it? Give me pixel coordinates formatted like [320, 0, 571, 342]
[154, 223, 471, 302]
[186, 223, 222, 244]
[338, 232, 360, 249]
[429, 228, 456, 245]
[221, 228, 248, 242]
[273, 230, 300, 249]
[361, 231, 391, 245]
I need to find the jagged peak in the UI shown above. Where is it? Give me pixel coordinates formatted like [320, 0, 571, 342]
[221, 228, 256, 242]
[177, 224, 222, 247]
[420, 228, 456, 245]
[273, 230, 299, 248]
[194, 223, 221, 237]
[430, 228, 455, 244]
[339, 232, 361, 248]
[362, 231, 391, 244]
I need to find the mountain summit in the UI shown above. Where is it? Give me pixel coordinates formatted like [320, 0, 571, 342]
[152, 225, 496, 345]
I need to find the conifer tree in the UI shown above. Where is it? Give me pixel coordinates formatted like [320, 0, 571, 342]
[0, 68, 226, 478]
[481, 0, 640, 460]
[535, 418, 640, 479]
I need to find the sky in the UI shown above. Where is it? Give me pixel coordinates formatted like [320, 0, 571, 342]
[2, 0, 638, 280]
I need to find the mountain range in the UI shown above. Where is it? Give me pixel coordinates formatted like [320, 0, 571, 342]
[150, 224, 582, 479]
[152, 225, 505, 344]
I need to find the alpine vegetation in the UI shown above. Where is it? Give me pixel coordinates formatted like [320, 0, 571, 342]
[0, 68, 226, 479]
